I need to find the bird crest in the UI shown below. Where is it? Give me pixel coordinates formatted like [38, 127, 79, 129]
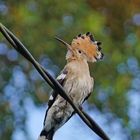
[55, 32, 103, 62]
[71, 32, 102, 60]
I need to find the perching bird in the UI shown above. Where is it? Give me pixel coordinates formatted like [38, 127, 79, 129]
[38, 32, 104, 140]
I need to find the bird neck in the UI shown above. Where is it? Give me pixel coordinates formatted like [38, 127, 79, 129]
[66, 59, 90, 76]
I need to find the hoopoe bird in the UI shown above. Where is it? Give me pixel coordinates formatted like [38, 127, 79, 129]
[38, 32, 104, 140]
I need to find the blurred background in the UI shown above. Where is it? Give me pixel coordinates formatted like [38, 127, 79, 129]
[0, 0, 140, 140]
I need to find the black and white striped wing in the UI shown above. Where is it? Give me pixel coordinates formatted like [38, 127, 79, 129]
[47, 70, 67, 108]
[43, 69, 68, 125]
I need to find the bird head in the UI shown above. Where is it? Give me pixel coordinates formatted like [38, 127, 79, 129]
[55, 32, 104, 63]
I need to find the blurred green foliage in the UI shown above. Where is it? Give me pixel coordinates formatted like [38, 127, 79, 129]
[0, 0, 140, 139]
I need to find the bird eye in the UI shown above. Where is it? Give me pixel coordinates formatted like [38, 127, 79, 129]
[78, 50, 82, 54]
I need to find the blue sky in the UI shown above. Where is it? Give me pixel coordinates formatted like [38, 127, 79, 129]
[12, 97, 133, 140]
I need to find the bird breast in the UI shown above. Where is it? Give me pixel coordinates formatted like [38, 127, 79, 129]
[63, 74, 94, 105]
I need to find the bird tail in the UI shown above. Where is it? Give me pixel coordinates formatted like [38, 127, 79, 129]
[38, 129, 54, 140]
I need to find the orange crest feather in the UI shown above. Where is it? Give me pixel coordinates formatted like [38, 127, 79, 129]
[71, 33, 98, 59]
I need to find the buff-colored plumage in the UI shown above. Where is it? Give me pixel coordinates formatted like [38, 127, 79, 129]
[38, 32, 103, 140]
[71, 34, 98, 59]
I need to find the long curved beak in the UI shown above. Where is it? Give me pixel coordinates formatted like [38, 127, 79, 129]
[55, 36, 72, 50]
